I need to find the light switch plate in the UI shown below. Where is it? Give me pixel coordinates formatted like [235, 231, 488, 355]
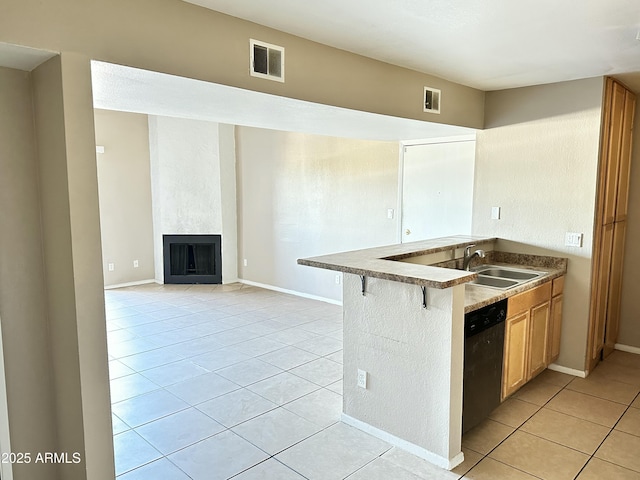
[491, 206, 501, 220]
[565, 232, 583, 247]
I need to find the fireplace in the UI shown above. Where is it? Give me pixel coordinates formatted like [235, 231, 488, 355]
[163, 234, 222, 284]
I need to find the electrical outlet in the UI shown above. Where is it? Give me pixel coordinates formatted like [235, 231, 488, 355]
[133, 260, 139, 268]
[491, 206, 501, 220]
[335, 274, 342, 285]
[387, 208, 394, 219]
[357, 369, 367, 389]
[243, 259, 248, 267]
[108, 263, 115, 272]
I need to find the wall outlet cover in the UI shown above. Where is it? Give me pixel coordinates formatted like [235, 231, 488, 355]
[357, 369, 367, 389]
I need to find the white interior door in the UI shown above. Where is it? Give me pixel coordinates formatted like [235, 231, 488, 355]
[401, 140, 475, 242]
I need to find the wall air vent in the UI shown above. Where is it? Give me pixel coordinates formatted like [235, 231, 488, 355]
[423, 86, 441, 114]
[250, 39, 285, 82]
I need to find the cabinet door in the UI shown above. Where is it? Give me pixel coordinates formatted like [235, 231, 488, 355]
[548, 294, 563, 365]
[602, 81, 626, 225]
[502, 311, 529, 400]
[592, 222, 614, 363]
[615, 91, 636, 222]
[528, 301, 550, 379]
[605, 221, 627, 356]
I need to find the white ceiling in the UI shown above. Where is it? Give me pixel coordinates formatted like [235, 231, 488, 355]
[185, 0, 640, 91]
[91, 61, 474, 141]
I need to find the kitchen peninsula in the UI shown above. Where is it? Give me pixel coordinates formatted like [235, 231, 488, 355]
[298, 235, 567, 470]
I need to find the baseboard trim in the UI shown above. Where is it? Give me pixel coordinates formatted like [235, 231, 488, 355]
[547, 363, 587, 378]
[104, 279, 157, 290]
[615, 343, 640, 355]
[340, 414, 463, 470]
[238, 279, 342, 306]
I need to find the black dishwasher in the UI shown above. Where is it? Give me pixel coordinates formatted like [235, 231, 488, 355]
[462, 298, 507, 434]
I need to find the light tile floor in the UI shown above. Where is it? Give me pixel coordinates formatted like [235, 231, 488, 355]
[107, 283, 640, 479]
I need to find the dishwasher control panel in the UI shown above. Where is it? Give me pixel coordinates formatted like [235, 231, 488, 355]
[464, 299, 507, 338]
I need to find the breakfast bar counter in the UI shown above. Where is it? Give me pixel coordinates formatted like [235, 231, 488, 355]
[298, 235, 567, 470]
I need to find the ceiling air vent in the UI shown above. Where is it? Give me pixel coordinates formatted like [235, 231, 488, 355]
[423, 86, 441, 114]
[250, 39, 285, 82]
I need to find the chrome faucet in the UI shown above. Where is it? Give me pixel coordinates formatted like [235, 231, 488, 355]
[463, 244, 486, 271]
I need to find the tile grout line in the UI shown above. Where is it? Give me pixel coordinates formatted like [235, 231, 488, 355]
[570, 399, 627, 480]
[480, 369, 640, 479]
[112, 286, 638, 479]
[109, 285, 347, 479]
[462, 375, 581, 479]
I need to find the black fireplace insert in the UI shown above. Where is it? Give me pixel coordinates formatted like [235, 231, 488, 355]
[163, 234, 222, 284]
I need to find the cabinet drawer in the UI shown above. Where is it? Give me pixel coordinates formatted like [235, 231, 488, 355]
[508, 281, 552, 317]
[552, 276, 565, 297]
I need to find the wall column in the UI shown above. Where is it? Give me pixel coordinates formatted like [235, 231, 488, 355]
[33, 53, 114, 480]
[0, 65, 58, 480]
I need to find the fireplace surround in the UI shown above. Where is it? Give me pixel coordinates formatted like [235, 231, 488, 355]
[163, 234, 222, 284]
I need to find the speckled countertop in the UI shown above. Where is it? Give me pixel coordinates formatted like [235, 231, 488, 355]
[298, 236, 568, 313]
[458, 251, 567, 313]
[297, 235, 496, 289]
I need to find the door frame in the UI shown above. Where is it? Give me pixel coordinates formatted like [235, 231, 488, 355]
[398, 134, 477, 243]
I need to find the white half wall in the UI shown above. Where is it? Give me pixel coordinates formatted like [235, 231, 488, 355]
[149, 115, 238, 283]
[342, 274, 465, 467]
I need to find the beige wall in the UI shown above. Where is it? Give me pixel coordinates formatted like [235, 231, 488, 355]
[0, 0, 484, 129]
[0, 66, 59, 480]
[618, 100, 640, 348]
[473, 77, 604, 371]
[94, 109, 155, 286]
[236, 127, 400, 300]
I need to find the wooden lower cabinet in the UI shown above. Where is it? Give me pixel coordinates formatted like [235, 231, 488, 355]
[502, 311, 529, 399]
[528, 302, 550, 378]
[502, 279, 559, 400]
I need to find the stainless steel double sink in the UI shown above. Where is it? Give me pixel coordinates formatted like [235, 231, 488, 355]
[468, 265, 547, 289]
